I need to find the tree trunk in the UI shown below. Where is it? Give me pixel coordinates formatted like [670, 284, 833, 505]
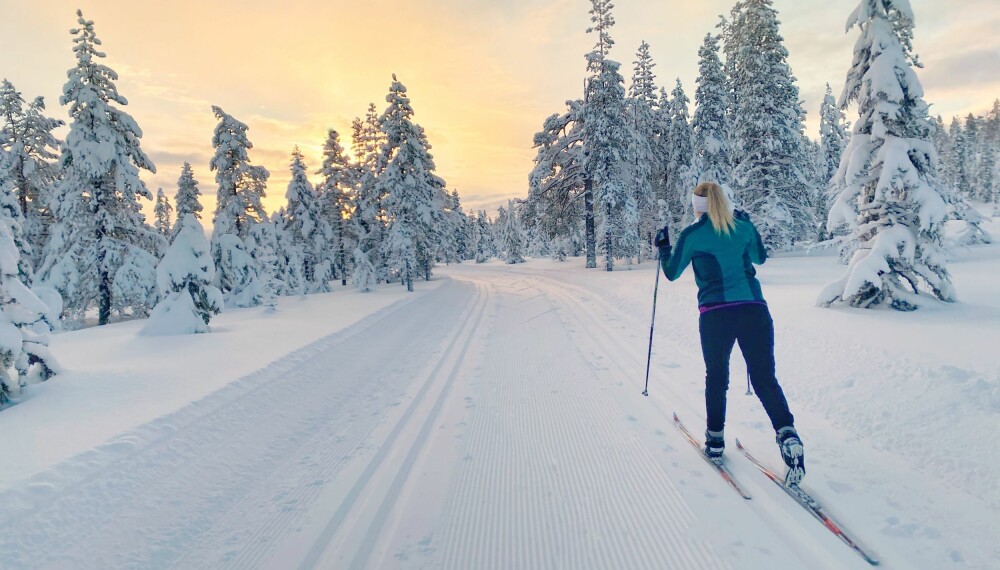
[584, 178, 596, 269]
[338, 223, 347, 286]
[605, 202, 614, 271]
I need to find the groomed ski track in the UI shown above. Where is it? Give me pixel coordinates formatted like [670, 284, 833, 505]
[0, 263, 992, 569]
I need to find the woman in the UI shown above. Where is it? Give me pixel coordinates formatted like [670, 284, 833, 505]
[654, 182, 805, 484]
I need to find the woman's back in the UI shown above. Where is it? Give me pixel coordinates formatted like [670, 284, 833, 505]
[661, 212, 767, 307]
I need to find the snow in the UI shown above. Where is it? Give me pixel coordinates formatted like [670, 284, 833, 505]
[0, 218, 997, 569]
[0, 284, 427, 488]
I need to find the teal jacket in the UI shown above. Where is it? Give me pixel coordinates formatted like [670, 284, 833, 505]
[659, 213, 768, 306]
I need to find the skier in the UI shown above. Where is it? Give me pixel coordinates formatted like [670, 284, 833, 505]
[654, 182, 805, 484]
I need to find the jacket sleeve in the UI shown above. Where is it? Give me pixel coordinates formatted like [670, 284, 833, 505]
[659, 231, 692, 281]
[748, 221, 767, 265]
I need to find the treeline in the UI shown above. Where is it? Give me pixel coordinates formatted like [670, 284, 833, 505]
[0, 10, 478, 400]
[516, 0, 996, 271]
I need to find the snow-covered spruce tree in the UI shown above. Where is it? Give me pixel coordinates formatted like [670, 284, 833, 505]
[414, 123, 450, 265]
[38, 11, 164, 325]
[497, 201, 526, 264]
[351, 243, 377, 293]
[445, 190, 471, 262]
[820, 0, 955, 311]
[691, 33, 731, 191]
[317, 129, 355, 286]
[248, 221, 282, 309]
[663, 79, 694, 236]
[946, 118, 970, 196]
[376, 76, 441, 292]
[584, 0, 638, 271]
[270, 212, 305, 296]
[283, 148, 332, 293]
[819, 83, 850, 187]
[141, 214, 222, 336]
[930, 115, 950, 179]
[725, 0, 816, 250]
[0, 183, 61, 402]
[473, 211, 494, 263]
[819, 83, 850, 238]
[963, 114, 983, 200]
[0, 80, 64, 275]
[354, 103, 387, 282]
[628, 41, 659, 259]
[174, 162, 202, 223]
[154, 188, 173, 237]
[527, 101, 586, 259]
[209, 106, 268, 307]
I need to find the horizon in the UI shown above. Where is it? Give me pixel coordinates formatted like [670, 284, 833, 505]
[1, 0, 997, 219]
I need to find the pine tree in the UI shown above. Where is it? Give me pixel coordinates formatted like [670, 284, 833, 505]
[154, 188, 173, 237]
[820, 0, 954, 311]
[141, 214, 222, 336]
[584, 0, 637, 271]
[316, 129, 355, 286]
[283, 147, 331, 293]
[964, 114, 983, 200]
[269, 214, 305, 296]
[947, 118, 970, 195]
[473, 211, 494, 263]
[174, 162, 203, 223]
[497, 201, 527, 264]
[818, 83, 850, 238]
[691, 33, 731, 190]
[527, 102, 586, 260]
[726, 0, 816, 250]
[628, 41, 659, 259]
[351, 245, 377, 293]
[355, 103, 387, 281]
[208, 106, 268, 307]
[376, 75, 440, 292]
[248, 222, 279, 311]
[663, 79, 694, 236]
[38, 11, 164, 325]
[0, 80, 64, 276]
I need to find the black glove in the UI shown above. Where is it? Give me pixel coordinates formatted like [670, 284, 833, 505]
[653, 225, 670, 248]
[734, 209, 751, 222]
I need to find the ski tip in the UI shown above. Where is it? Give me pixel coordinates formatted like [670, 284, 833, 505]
[735, 438, 745, 451]
[672, 411, 680, 422]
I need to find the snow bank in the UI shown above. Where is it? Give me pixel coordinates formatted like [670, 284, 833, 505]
[0, 281, 438, 488]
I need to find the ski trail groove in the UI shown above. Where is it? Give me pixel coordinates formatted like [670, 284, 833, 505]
[432, 275, 726, 569]
[299, 281, 490, 570]
[0, 282, 473, 570]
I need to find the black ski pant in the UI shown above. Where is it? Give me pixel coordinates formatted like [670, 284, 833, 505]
[699, 303, 794, 434]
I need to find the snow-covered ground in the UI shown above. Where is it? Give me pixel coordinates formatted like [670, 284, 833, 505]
[1, 219, 998, 569]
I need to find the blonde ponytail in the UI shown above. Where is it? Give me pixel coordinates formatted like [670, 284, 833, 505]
[694, 182, 735, 236]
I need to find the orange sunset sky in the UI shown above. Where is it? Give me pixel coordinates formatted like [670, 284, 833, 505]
[1, 0, 998, 218]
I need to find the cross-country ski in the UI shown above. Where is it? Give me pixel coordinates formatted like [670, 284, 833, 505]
[736, 439, 882, 566]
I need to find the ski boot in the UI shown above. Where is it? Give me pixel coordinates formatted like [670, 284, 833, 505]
[704, 429, 725, 463]
[776, 426, 805, 485]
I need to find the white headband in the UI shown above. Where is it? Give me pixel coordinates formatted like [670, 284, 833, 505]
[692, 194, 710, 212]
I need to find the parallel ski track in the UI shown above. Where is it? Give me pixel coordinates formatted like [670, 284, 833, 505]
[299, 280, 491, 570]
[0, 282, 474, 570]
[436, 275, 724, 570]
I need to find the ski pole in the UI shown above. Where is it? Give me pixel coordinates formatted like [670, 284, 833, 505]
[745, 371, 754, 396]
[642, 250, 662, 397]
